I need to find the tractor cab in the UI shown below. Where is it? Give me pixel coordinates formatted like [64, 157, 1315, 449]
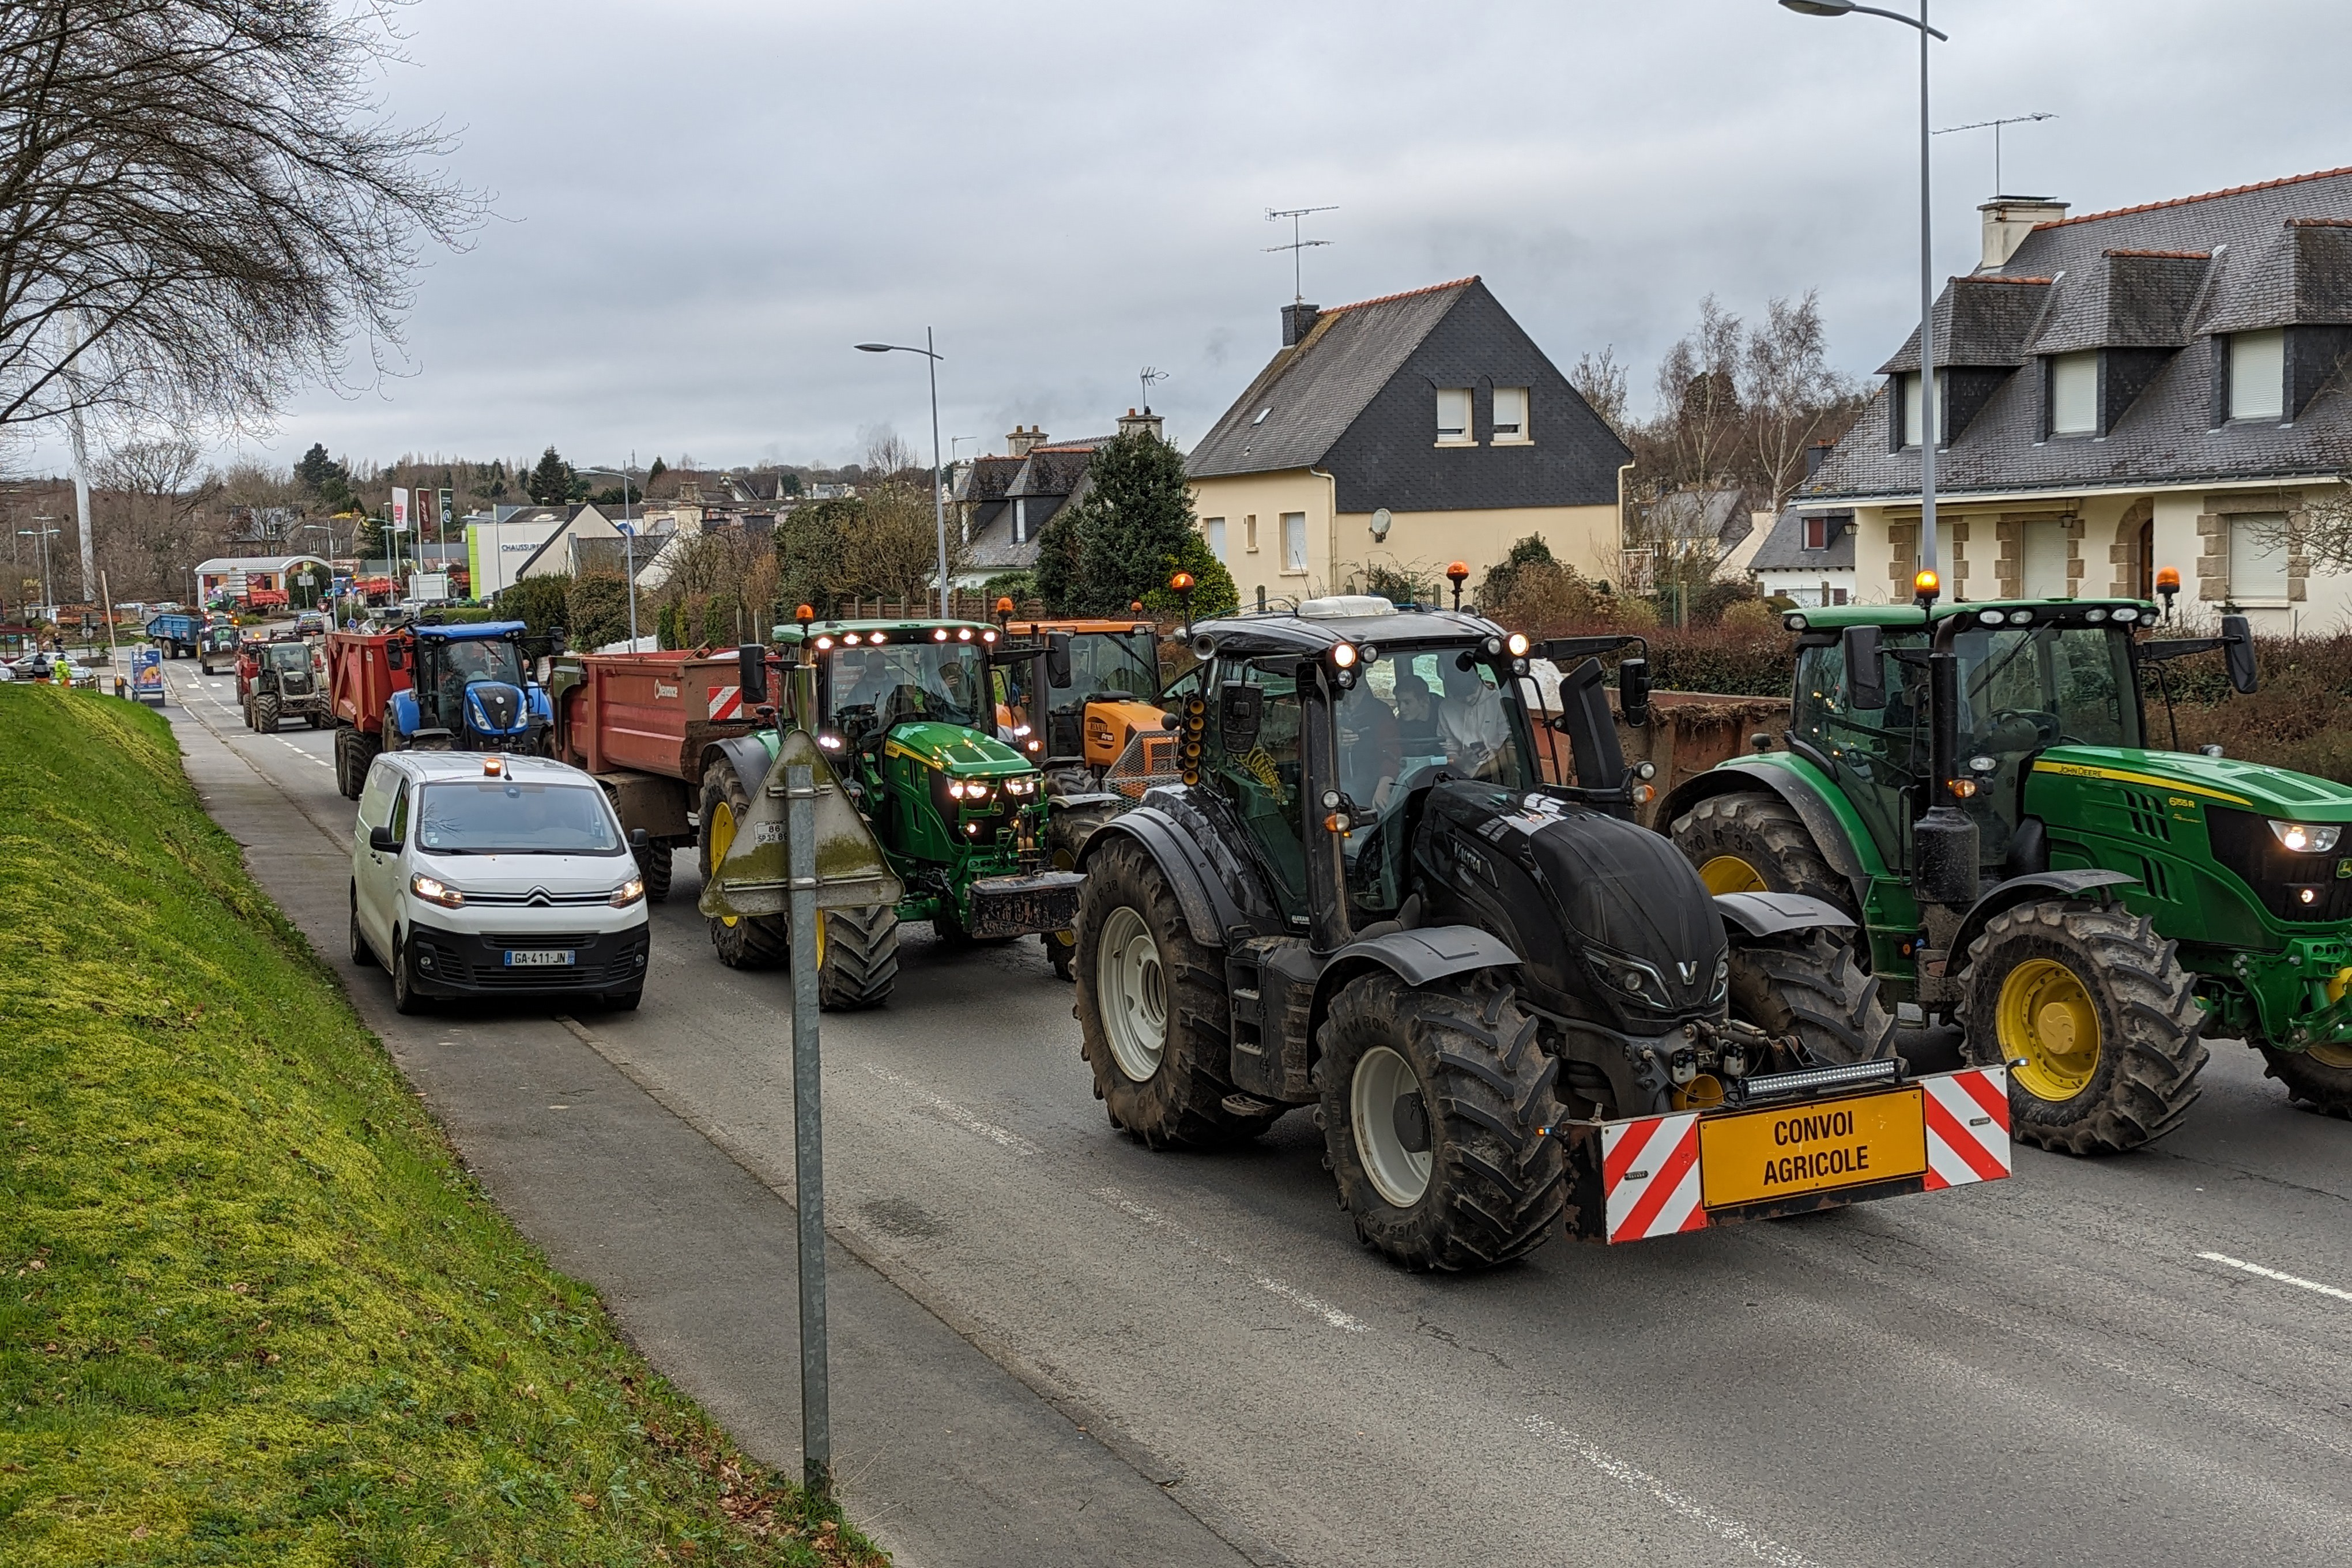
[386, 622, 549, 750]
[992, 618, 1164, 771]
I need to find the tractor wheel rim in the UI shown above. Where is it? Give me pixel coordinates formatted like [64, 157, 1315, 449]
[708, 800, 740, 929]
[1999, 956, 2102, 1102]
[1352, 1045, 1433, 1208]
[1096, 904, 1165, 1081]
[2305, 1041, 2352, 1070]
[1699, 855, 1769, 895]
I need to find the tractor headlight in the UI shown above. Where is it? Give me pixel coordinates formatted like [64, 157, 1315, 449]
[1709, 953, 1730, 1003]
[1506, 631, 1531, 658]
[2270, 821, 2343, 854]
[610, 875, 646, 907]
[817, 730, 845, 751]
[409, 873, 465, 909]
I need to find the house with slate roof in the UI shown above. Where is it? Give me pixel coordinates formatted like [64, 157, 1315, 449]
[952, 413, 1164, 586]
[1799, 167, 2352, 630]
[1187, 277, 1631, 610]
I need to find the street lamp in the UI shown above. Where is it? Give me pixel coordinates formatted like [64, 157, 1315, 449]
[1778, 0, 1950, 586]
[19, 519, 60, 618]
[577, 463, 643, 649]
[855, 332, 951, 617]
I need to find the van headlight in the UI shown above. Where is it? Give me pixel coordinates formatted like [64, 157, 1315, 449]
[409, 873, 465, 909]
[2269, 821, 2343, 854]
[610, 876, 646, 907]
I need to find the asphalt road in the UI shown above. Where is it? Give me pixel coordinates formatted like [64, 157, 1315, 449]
[158, 661, 2352, 1568]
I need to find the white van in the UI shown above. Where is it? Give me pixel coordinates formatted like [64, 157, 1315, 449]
[349, 751, 651, 1013]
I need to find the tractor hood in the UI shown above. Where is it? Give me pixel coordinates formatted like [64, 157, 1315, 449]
[881, 721, 1032, 778]
[464, 680, 532, 736]
[2032, 746, 2352, 821]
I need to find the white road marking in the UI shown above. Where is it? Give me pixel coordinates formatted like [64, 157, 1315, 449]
[2198, 1250, 2352, 1305]
[276, 737, 331, 768]
[1524, 1415, 1826, 1568]
[861, 1062, 1042, 1156]
[1096, 1184, 1370, 1333]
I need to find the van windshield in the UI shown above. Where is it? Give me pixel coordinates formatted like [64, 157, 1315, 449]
[416, 781, 624, 855]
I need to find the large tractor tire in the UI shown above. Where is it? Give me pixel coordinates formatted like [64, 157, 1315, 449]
[636, 841, 673, 904]
[252, 692, 280, 733]
[1076, 835, 1281, 1147]
[1317, 971, 1565, 1272]
[1671, 793, 1855, 913]
[1957, 902, 2207, 1155]
[334, 726, 379, 800]
[699, 760, 790, 970]
[1041, 801, 1120, 981]
[1728, 929, 1896, 1067]
[818, 905, 899, 1011]
[2260, 1042, 2352, 1119]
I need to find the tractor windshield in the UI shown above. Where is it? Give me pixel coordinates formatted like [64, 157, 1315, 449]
[823, 639, 991, 741]
[265, 643, 311, 672]
[1068, 631, 1159, 702]
[1954, 625, 2139, 751]
[1337, 647, 1538, 916]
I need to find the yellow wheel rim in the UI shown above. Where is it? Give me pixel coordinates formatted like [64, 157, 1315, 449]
[1999, 957, 2102, 1102]
[1699, 855, 1768, 895]
[2308, 1041, 2352, 1069]
[1050, 843, 1078, 950]
[708, 799, 740, 928]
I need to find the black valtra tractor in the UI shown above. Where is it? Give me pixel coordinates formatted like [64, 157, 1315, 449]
[1072, 597, 1905, 1272]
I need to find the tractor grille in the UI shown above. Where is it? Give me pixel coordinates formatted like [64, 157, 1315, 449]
[2206, 806, 2352, 924]
[2122, 789, 2172, 841]
[1103, 730, 1182, 801]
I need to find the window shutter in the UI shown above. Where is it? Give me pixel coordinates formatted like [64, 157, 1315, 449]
[2228, 513, 2290, 598]
[2050, 352, 2098, 435]
[2230, 331, 2286, 421]
[1435, 388, 1471, 442]
[1492, 387, 1527, 439]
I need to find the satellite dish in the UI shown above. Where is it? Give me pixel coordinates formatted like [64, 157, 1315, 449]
[1369, 507, 1393, 541]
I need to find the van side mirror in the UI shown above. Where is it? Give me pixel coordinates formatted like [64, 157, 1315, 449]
[630, 827, 650, 852]
[738, 641, 768, 705]
[1842, 624, 1886, 711]
[1617, 655, 1652, 729]
[1219, 680, 1262, 751]
[1045, 631, 1073, 688]
[368, 824, 398, 853]
[2221, 613, 2257, 694]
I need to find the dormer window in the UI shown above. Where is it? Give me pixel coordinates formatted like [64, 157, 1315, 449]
[1802, 515, 1830, 551]
[2229, 330, 2286, 421]
[1435, 387, 1473, 444]
[1492, 386, 1531, 444]
[1898, 372, 1947, 447]
[2049, 352, 2099, 436]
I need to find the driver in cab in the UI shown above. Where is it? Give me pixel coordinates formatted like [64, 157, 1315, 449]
[436, 640, 499, 727]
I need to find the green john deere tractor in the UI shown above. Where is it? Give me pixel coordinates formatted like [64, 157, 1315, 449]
[698, 617, 1083, 1008]
[1663, 590, 2352, 1153]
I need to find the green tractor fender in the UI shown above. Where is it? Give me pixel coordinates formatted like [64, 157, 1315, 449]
[1944, 869, 2142, 977]
[1657, 757, 1884, 907]
[704, 733, 779, 800]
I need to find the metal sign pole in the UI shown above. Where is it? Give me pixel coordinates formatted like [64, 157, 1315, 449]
[785, 759, 831, 1494]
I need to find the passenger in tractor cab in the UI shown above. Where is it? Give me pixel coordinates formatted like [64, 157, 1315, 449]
[435, 640, 500, 728]
[1436, 658, 1510, 779]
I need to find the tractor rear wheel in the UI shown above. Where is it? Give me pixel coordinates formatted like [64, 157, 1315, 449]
[2260, 1042, 2352, 1118]
[819, 905, 899, 1011]
[1671, 793, 1853, 913]
[1317, 971, 1565, 1271]
[700, 761, 789, 970]
[636, 841, 673, 904]
[252, 693, 280, 733]
[1728, 929, 1895, 1067]
[1076, 836, 1280, 1147]
[1957, 902, 2207, 1155]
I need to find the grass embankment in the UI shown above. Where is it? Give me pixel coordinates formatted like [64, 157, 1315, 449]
[0, 685, 883, 1566]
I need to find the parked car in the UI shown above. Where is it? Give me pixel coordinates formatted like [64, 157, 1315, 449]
[348, 751, 651, 1013]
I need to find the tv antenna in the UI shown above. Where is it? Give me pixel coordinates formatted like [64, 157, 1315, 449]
[1265, 205, 1337, 303]
[1933, 112, 2057, 198]
[1138, 366, 1168, 412]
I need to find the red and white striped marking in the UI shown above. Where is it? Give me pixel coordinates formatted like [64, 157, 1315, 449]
[1921, 1065, 2012, 1189]
[707, 684, 742, 721]
[1603, 1110, 1708, 1243]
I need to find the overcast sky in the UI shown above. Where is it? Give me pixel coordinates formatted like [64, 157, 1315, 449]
[38, 0, 2352, 477]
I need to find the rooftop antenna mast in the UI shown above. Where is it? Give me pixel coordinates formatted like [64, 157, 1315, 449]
[1138, 365, 1167, 412]
[1932, 112, 2057, 197]
[1265, 205, 1337, 303]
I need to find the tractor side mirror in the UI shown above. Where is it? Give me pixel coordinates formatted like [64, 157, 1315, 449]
[1551, 657, 1627, 793]
[738, 640, 768, 705]
[1842, 625, 1886, 711]
[1045, 631, 1073, 688]
[1219, 680, 1263, 751]
[549, 628, 569, 656]
[2222, 613, 2257, 695]
[1618, 655, 1652, 728]
[385, 639, 407, 672]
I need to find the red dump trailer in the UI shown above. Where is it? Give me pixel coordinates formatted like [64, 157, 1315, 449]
[546, 649, 779, 902]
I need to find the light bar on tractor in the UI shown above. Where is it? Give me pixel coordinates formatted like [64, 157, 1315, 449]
[1727, 1056, 1904, 1106]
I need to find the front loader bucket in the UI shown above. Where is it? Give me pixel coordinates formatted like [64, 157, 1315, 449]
[700, 727, 903, 921]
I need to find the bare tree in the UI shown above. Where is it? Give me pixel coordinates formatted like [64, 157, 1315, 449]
[92, 436, 214, 597]
[1569, 346, 1631, 438]
[0, 2, 480, 440]
[1647, 296, 1746, 500]
[1743, 291, 1862, 510]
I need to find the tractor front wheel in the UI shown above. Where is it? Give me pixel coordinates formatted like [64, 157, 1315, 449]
[1671, 793, 1853, 913]
[1728, 928, 1896, 1066]
[818, 905, 899, 1011]
[1317, 971, 1565, 1271]
[2260, 1042, 2352, 1119]
[1076, 836, 1279, 1147]
[699, 760, 789, 970]
[252, 693, 280, 733]
[1957, 902, 2207, 1155]
[636, 841, 673, 904]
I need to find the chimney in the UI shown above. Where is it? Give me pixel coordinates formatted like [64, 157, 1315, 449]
[1116, 407, 1164, 442]
[1806, 439, 1833, 478]
[1978, 197, 2069, 269]
[1281, 301, 1322, 347]
[1006, 424, 1046, 459]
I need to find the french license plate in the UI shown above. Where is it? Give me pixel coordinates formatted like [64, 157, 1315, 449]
[504, 949, 575, 968]
[1698, 1086, 1928, 1209]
